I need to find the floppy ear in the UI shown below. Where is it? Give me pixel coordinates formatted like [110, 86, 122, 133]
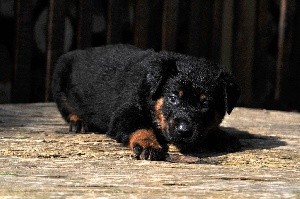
[146, 58, 177, 100]
[219, 72, 241, 114]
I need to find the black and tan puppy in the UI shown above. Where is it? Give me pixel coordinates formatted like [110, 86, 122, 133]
[52, 44, 241, 161]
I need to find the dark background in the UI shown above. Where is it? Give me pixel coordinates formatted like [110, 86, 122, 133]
[0, 0, 299, 111]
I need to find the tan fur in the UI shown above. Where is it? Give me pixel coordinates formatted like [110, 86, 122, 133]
[179, 89, 184, 97]
[199, 94, 208, 102]
[154, 98, 167, 131]
[129, 129, 161, 150]
[68, 114, 81, 123]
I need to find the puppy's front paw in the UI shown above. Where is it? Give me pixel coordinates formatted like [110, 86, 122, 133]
[129, 129, 168, 161]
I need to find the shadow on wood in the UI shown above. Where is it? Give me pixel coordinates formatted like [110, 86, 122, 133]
[167, 127, 287, 164]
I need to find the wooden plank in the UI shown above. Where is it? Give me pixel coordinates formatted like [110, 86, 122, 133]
[252, 0, 273, 107]
[0, 103, 299, 197]
[45, 0, 65, 102]
[274, 0, 287, 102]
[288, 1, 300, 110]
[232, 0, 256, 105]
[161, 0, 179, 51]
[278, 0, 298, 110]
[77, 0, 93, 49]
[12, 0, 34, 103]
[210, 0, 224, 62]
[134, 0, 151, 48]
[274, 0, 297, 110]
[186, 0, 214, 58]
[221, 0, 233, 70]
[106, 0, 129, 44]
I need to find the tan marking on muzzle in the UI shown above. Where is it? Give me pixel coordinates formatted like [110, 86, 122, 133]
[154, 98, 167, 131]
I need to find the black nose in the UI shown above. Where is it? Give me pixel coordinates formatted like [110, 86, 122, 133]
[175, 120, 193, 138]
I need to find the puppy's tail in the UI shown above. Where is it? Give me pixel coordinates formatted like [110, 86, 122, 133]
[51, 52, 76, 121]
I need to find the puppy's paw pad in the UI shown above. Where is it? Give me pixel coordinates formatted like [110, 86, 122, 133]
[132, 144, 168, 161]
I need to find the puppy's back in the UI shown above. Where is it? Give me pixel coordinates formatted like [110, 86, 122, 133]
[52, 44, 154, 132]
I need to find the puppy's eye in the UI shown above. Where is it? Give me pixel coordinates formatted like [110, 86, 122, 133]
[201, 100, 210, 111]
[202, 100, 210, 108]
[168, 94, 179, 105]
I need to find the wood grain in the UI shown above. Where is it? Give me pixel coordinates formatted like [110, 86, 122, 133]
[0, 103, 299, 198]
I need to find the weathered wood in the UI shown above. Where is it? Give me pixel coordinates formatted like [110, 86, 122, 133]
[0, 103, 299, 198]
[12, 0, 34, 103]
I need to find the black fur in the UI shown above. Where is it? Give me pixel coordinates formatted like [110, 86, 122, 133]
[52, 44, 241, 160]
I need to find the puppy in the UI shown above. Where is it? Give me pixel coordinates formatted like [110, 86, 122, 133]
[52, 44, 241, 161]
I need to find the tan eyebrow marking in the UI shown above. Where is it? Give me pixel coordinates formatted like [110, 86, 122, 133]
[179, 89, 184, 97]
[154, 98, 167, 131]
[199, 94, 208, 102]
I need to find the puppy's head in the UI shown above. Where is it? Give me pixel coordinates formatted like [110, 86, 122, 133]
[146, 54, 240, 151]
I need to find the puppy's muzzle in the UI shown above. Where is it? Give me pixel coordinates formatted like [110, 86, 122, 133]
[173, 117, 193, 138]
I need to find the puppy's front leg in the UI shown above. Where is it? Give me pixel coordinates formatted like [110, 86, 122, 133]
[129, 129, 168, 160]
[107, 104, 168, 161]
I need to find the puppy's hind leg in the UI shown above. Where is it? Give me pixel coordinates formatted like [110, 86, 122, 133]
[55, 93, 84, 133]
[68, 113, 83, 133]
[52, 54, 84, 133]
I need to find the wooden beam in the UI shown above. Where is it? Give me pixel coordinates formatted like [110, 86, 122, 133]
[274, 0, 287, 101]
[45, 0, 65, 102]
[161, 0, 179, 51]
[221, 0, 234, 69]
[252, 0, 273, 106]
[287, 1, 300, 110]
[210, 0, 224, 62]
[134, 0, 151, 48]
[106, 0, 128, 44]
[12, 0, 34, 103]
[77, 0, 93, 49]
[186, 0, 214, 58]
[232, 0, 256, 105]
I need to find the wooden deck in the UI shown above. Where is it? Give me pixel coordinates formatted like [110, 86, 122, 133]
[0, 103, 299, 198]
